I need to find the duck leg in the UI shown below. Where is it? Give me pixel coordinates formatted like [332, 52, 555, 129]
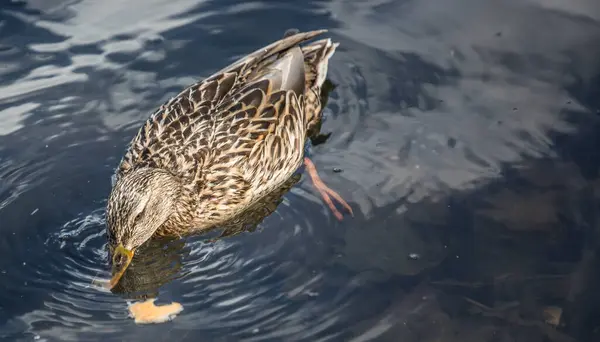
[303, 157, 353, 220]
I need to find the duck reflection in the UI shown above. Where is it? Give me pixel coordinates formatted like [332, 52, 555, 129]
[109, 236, 184, 299]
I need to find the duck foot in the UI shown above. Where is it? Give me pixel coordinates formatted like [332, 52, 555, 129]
[303, 157, 353, 220]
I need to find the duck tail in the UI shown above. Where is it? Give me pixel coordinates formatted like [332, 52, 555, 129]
[302, 38, 339, 89]
[301, 37, 339, 133]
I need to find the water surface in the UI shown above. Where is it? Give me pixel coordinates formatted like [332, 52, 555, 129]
[1, 0, 600, 341]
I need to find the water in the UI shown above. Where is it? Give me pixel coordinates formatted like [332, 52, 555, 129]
[1, 0, 600, 341]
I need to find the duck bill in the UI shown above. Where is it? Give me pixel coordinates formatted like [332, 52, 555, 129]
[109, 244, 134, 288]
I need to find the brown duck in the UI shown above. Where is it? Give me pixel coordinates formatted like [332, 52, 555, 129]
[106, 29, 352, 287]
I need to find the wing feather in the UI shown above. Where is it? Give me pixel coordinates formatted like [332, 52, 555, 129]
[117, 30, 329, 203]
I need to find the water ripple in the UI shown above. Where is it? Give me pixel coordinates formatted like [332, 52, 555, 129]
[0, 180, 357, 341]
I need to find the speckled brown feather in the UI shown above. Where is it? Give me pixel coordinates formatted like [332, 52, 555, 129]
[112, 30, 338, 236]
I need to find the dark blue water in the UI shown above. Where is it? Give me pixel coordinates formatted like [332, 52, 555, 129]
[1, 0, 600, 341]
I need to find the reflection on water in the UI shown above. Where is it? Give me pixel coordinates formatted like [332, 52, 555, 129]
[1, 0, 600, 341]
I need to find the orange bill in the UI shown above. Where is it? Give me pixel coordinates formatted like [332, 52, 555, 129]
[109, 244, 134, 288]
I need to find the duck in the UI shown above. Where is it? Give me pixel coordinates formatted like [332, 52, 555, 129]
[105, 29, 352, 288]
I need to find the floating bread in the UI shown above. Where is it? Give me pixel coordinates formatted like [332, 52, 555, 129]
[128, 299, 183, 324]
